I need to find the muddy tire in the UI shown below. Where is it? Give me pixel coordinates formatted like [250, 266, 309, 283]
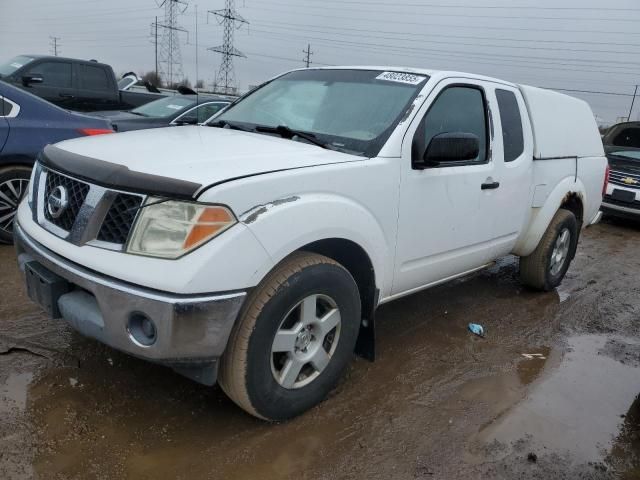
[0, 166, 32, 244]
[218, 251, 361, 421]
[519, 208, 578, 291]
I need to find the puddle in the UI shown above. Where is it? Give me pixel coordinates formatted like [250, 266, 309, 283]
[0, 372, 33, 413]
[473, 335, 640, 464]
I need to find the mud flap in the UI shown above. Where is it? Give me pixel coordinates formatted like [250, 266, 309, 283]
[354, 288, 378, 362]
[354, 315, 376, 361]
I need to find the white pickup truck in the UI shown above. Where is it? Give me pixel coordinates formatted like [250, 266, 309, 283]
[15, 67, 607, 420]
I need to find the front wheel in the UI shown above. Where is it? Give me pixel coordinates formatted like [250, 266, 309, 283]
[0, 166, 32, 244]
[218, 252, 361, 421]
[519, 208, 578, 291]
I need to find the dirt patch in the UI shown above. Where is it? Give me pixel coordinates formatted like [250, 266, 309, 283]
[0, 219, 639, 479]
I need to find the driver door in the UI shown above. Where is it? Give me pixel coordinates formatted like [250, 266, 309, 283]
[392, 79, 500, 296]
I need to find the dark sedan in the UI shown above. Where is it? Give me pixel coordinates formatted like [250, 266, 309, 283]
[601, 121, 640, 220]
[0, 81, 113, 243]
[92, 95, 230, 132]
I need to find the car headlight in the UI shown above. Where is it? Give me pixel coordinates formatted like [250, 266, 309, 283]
[126, 198, 236, 259]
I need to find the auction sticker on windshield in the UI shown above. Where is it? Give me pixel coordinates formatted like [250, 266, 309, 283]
[376, 71, 426, 85]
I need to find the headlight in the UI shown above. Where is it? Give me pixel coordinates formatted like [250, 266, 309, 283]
[126, 198, 236, 259]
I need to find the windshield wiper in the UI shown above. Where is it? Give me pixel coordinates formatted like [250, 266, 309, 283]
[128, 111, 147, 117]
[208, 120, 253, 132]
[255, 125, 333, 150]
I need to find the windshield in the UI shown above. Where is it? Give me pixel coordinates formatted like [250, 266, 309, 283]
[118, 77, 137, 90]
[610, 150, 640, 161]
[215, 69, 428, 156]
[131, 96, 195, 118]
[0, 55, 35, 77]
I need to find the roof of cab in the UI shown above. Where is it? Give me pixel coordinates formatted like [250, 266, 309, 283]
[299, 65, 518, 87]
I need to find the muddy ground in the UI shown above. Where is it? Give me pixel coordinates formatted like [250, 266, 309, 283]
[1, 218, 640, 480]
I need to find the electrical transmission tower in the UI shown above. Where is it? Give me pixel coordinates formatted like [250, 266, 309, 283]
[50, 36, 61, 56]
[157, 0, 188, 86]
[208, 0, 248, 95]
[303, 44, 313, 68]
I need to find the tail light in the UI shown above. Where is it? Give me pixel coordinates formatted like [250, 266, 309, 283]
[78, 128, 114, 136]
[602, 164, 610, 198]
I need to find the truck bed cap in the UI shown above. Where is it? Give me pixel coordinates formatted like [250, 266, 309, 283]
[519, 85, 604, 159]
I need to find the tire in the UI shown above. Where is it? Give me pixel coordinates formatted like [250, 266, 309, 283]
[519, 208, 578, 291]
[218, 251, 361, 421]
[0, 166, 32, 244]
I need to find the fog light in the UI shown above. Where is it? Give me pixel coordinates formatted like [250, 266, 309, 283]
[127, 312, 157, 347]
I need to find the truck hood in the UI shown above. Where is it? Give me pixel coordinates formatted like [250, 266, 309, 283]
[49, 126, 361, 196]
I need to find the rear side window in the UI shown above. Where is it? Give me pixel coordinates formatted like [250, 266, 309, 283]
[81, 65, 110, 91]
[0, 98, 17, 117]
[27, 61, 72, 88]
[611, 128, 640, 148]
[495, 89, 524, 162]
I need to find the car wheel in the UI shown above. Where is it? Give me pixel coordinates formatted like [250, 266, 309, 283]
[0, 166, 32, 244]
[218, 251, 361, 421]
[519, 208, 578, 291]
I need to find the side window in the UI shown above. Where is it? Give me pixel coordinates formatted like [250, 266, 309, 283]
[81, 65, 110, 91]
[196, 103, 225, 123]
[0, 98, 17, 117]
[611, 128, 640, 148]
[413, 86, 487, 164]
[27, 62, 72, 88]
[495, 89, 524, 162]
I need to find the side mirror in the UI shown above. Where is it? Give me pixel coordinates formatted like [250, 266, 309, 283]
[21, 74, 44, 86]
[422, 132, 480, 166]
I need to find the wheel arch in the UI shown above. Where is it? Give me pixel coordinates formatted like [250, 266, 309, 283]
[299, 238, 378, 361]
[513, 176, 587, 257]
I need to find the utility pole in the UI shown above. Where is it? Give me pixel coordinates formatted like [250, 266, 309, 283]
[50, 36, 61, 56]
[208, 0, 248, 95]
[628, 85, 638, 122]
[303, 43, 313, 68]
[150, 16, 160, 81]
[156, 0, 188, 87]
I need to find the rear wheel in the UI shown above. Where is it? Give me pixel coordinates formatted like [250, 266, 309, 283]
[0, 166, 32, 244]
[218, 252, 361, 421]
[519, 209, 578, 291]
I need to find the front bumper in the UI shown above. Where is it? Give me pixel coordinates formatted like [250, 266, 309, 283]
[601, 201, 640, 220]
[14, 223, 246, 385]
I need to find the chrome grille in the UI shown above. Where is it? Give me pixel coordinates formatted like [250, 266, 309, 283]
[43, 170, 90, 230]
[609, 170, 640, 190]
[35, 165, 145, 250]
[97, 193, 143, 244]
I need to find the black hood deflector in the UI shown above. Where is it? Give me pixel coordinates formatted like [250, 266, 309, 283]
[40, 144, 201, 200]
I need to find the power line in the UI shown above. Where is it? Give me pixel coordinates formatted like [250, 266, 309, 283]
[245, 5, 640, 36]
[248, 1, 640, 23]
[273, 0, 640, 12]
[254, 19, 640, 49]
[245, 28, 640, 71]
[208, 0, 249, 95]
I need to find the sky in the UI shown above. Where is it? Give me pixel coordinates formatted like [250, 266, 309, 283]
[1, 0, 639, 125]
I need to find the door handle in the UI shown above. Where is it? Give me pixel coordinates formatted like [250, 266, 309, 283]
[481, 181, 500, 190]
[59, 93, 75, 98]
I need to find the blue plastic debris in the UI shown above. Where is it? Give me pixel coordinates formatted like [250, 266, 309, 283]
[468, 323, 485, 337]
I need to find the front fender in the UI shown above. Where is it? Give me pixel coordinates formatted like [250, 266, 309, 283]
[512, 176, 587, 257]
[240, 193, 390, 296]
